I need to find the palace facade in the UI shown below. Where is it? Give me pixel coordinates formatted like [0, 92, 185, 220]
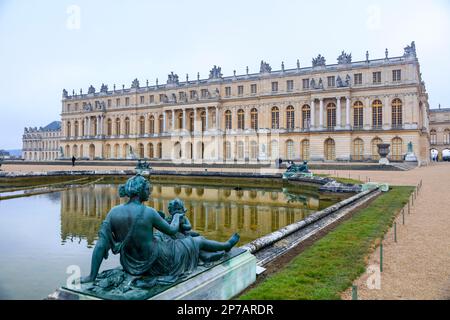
[22, 121, 61, 161]
[429, 106, 450, 159]
[60, 42, 430, 164]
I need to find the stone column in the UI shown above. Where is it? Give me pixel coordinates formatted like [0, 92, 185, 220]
[310, 99, 315, 129]
[216, 106, 219, 129]
[172, 109, 175, 130]
[205, 107, 209, 131]
[319, 98, 324, 129]
[193, 108, 198, 133]
[87, 117, 91, 136]
[163, 111, 166, 132]
[345, 96, 351, 129]
[182, 109, 186, 131]
[336, 97, 342, 129]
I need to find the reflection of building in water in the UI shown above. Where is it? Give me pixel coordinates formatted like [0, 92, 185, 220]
[60, 184, 322, 245]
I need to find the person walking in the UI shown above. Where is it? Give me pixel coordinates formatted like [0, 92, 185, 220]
[72, 156, 76, 167]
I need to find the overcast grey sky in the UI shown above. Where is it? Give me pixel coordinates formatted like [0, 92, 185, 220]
[0, 0, 449, 149]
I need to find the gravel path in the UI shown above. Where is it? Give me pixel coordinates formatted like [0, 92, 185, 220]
[315, 163, 450, 300]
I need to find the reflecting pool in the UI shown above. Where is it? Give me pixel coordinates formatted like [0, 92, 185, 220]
[0, 182, 342, 299]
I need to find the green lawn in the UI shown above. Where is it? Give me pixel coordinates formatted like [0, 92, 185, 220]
[240, 186, 414, 300]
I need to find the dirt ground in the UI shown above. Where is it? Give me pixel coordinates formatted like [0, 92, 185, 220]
[2, 162, 449, 299]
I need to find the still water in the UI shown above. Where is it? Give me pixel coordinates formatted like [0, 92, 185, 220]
[0, 182, 338, 299]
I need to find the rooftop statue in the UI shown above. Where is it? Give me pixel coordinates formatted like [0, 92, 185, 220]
[131, 78, 140, 89]
[88, 85, 96, 94]
[337, 51, 352, 64]
[62, 89, 68, 98]
[80, 175, 240, 288]
[312, 54, 326, 67]
[167, 72, 179, 85]
[208, 65, 223, 79]
[404, 41, 417, 57]
[260, 60, 272, 73]
[100, 83, 108, 93]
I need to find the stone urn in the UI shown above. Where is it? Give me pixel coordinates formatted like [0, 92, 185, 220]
[377, 143, 390, 165]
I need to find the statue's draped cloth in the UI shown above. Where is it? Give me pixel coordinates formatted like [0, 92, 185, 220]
[98, 207, 200, 277]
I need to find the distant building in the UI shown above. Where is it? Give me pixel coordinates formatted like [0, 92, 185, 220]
[429, 106, 450, 160]
[22, 121, 61, 161]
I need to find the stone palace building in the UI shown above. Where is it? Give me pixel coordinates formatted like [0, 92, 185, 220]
[60, 42, 430, 164]
[22, 121, 62, 161]
[429, 105, 450, 160]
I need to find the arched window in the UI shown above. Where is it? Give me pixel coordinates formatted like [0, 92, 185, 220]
[174, 142, 181, 159]
[107, 118, 112, 136]
[251, 108, 258, 130]
[72, 145, 78, 158]
[225, 110, 232, 130]
[139, 116, 145, 135]
[237, 109, 245, 130]
[224, 141, 232, 160]
[123, 143, 129, 158]
[324, 138, 335, 160]
[149, 116, 155, 134]
[237, 141, 244, 159]
[353, 101, 364, 129]
[430, 130, 437, 145]
[444, 129, 450, 145]
[105, 144, 111, 159]
[286, 106, 295, 129]
[125, 117, 130, 135]
[326, 103, 336, 129]
[352, 138, 364, 161]
[372, 100, 383, 129]
[391, 137, 403, 161]
[148, 143, 154, 158]
[74, 121, 79, 137]
[271, 107, 279, 129]
[137, 143, 144, 158]
[158, 115, 164, 133]
[302, 105, 311, 129]
[371, 137, 383, 160]
[250, 141, 258, 159]
[301, 139, 310, 160]
[114, 144, 120, 158]
[157, 143, 162, 158]
[392, 98, 402, 128]
[270, 139, 279, 159]
[286, 140, 294, 159]
[115, 118, 121, 135]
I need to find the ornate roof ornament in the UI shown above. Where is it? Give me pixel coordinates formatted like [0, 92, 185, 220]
[337, 51, 352, 64]
[167, 72, 179, 85]
[404, 41, 416, 58]
[281, 61, 285, 72]
[385, 48, 389, 59]
[366, 51, 370, 63]
[88, 85, 95, 94]
[297, 59, 300, 70]
[131, 78, 140, 89]
[312, 54, 326, 67]
[62, 89, 68, 98]
[100, 83, 108, 93]
[260, 60, 272, 73]
[208, 65, 223, 79]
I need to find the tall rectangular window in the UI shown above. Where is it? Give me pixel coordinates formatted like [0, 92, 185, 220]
[201, 89, 208, 98]
[286, 80, 294, 92]
[238, 85, 244, 96]
[140, 96, 144, 104]
[116, 98, 120, 107]
[225, 87, 231, 97]
[302, 79, 310, 89]
[149, 95, 154, 103]
[107, 99, 111, 107]
[327, 76, 335, 87]
[125, 97, 130, 106]
[373, 72, 381, 84]
[190, 90, 196, 99]
[271, 81, 278, 92]
[250, 84, 257, 94]
[392, 69, 401, 82]
[354, 73, 362, 85]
